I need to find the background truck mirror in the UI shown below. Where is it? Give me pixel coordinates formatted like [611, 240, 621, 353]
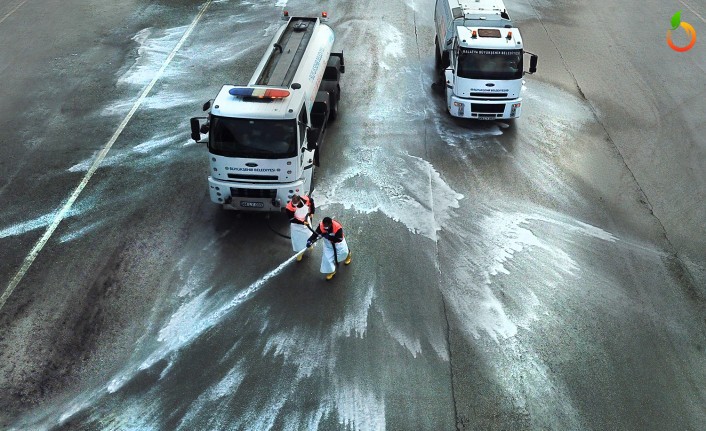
[529, 55, 538, 74]
[202, 100, 211, 111]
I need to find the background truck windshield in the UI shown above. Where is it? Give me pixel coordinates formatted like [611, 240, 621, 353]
[457, 49, 523, 80]
[209, 117, 297, 159]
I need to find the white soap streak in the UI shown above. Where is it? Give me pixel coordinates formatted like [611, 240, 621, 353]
[177, 361, 246, 429]
[334, 381, 386, 431]
[176, 264, 212, 298]
[317, 150, 463, 241]
[433, 82, 593, 209]
[275, 0, 288, 6]
[433, 114, 504, 148]
[0, 199, 95, 239]
[118, 27, 188, 87]
[444, 207, 621, 342]
[255, 279, 394, 430]
[0, 213, 55, 239]
[236, 395, 289, 431]
[402, 0, 419, 12]
[210, 363, 247, 399]
[174, 229, 232, 298]
[106, 254, 297, 395]
[261, 278, 370, 381]
[452, 282, 520, 342]
[496, 340, 585, 429]
[57, 398, 91, 425]
[264, 327, 329, 379]
[96, 402, 162, 431]
[68, 129, 187, 172]
[482, 212, 581, 282]
[103, 12, 260, 118]
[331, 282, 375, 339]
[58, 219, 104, 243]
[385, 326, 423, 358]
[281, 405, 329, 431]
[103, 92, 198, 116]
[522, 82, 593, 138]
[378, 23, 404, 69]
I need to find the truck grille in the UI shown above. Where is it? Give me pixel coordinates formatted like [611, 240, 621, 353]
[230, 188, 277, 199]
[227, 174, 279, 181]
[470, 92, 509, 98]
[471, 103, 506, 114]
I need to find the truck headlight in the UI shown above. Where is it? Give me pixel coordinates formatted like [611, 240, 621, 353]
[510, 102, 521, 116]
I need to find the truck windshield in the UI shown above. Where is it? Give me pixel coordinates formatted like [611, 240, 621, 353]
[209, 117, 297, 159]
[457, 49, 523, 80]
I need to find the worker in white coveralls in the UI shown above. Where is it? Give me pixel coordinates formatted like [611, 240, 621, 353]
[307, 217, 352, 280]
[284, 194, 315, 261]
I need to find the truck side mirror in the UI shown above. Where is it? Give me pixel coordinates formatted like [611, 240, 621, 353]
[445, 38, 453, 47]
[529, 55, 538, 74]
[306, 128, 320, 149]
[190, 118, 201, 141]
[191, 117, 209, 142]
[202, 100, 211, 111]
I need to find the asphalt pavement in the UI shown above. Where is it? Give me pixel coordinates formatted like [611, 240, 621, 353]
[0, 0, 704, 430]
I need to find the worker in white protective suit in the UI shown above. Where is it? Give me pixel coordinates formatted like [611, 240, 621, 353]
[284, 194, 315, 261]
[307, 217, 352, 280]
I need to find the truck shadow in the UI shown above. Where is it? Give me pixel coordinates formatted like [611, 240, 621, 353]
[426, 86, 517, 157]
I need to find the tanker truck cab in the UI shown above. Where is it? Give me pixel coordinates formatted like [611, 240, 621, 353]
[206, 85, 321, 211]
[189, 14, 344, 211]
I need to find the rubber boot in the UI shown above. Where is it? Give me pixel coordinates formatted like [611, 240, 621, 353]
[326, 271, 336, 280]
[296, 251, 304, 262]
[344, 251, 352, 265]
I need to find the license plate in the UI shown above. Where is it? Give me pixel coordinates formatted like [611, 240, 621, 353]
[478, 115, 496, 120]
[240, 201, 264, 208]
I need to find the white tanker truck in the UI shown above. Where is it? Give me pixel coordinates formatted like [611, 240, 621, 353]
[190, 12, 344, 211]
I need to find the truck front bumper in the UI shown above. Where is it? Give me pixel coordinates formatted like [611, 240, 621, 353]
[208, 177, 305, 212]
[448, 96, 522, 120]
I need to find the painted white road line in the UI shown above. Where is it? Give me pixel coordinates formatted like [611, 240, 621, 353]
[0, 0, 214, 313]
[0, 0, 29, 25]
[680, 0, 706, 23]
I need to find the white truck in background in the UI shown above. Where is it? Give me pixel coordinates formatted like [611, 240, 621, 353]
[435, 0, 537, 120]
[190, 12, 344, 211]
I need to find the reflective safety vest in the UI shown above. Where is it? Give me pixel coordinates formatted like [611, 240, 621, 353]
[286, 196, 312, 221]
[319, 219, 343, 237]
